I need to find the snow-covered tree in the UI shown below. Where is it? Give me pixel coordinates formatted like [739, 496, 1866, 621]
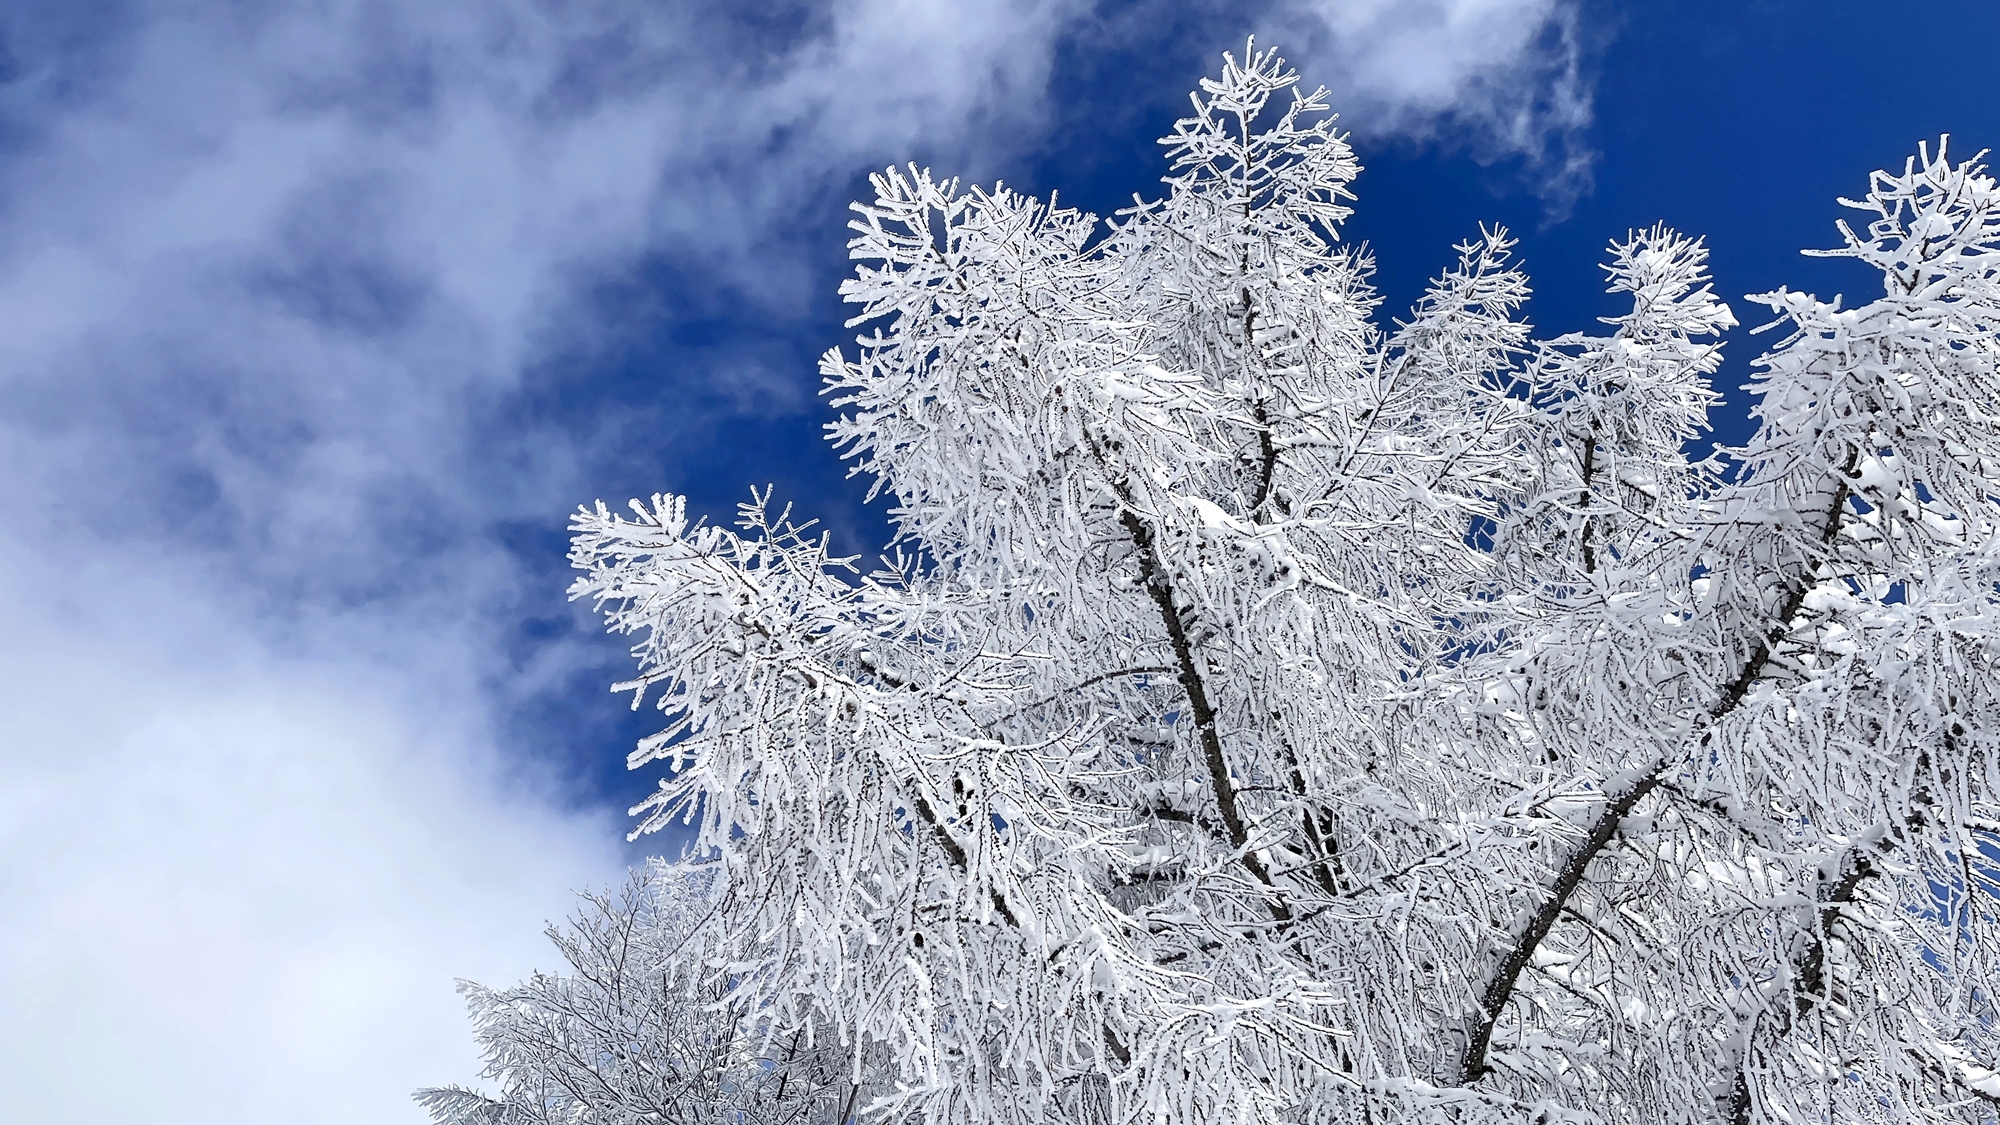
[550, 42, 2000, 1125]
[417, 862, 863, 1125]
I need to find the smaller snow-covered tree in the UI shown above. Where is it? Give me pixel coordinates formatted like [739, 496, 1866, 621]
[416, 862, 865, 1125]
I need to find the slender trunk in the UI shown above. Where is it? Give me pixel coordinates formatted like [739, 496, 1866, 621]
[1119, 507, 1289, 919]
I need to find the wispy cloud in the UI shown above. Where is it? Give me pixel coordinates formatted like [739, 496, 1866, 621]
[1275, 0, 1597, 211]
[0, 0, 1090, 587]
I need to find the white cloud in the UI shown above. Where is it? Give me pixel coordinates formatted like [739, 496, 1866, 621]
[0, 534, 628, 1122]
[1273, 0, 1595, 208]
[0, 1, 1604, 1121]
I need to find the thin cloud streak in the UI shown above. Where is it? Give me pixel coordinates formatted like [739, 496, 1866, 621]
[1277, 0, 1597, 211]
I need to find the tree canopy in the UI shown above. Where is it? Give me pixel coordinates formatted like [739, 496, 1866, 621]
[448, 41, 2000, 1125]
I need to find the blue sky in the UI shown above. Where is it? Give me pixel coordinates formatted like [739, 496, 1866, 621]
[2, 1, 1993, 1121]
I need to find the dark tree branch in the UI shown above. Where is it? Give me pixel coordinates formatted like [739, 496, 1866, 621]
[1459, 472, 1854, 1084]
[1003, 665, 1176, 719]
[1283, 745, 1344, 897]
[1457, 767, 1665, 1082]
[1119, 507, 1289, 920]
[1577, 431, 1599, 576]
[1725, 733, 1943, 1124]
[907, 788, 1019, 928]
[1251, 396, 1279, 514]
